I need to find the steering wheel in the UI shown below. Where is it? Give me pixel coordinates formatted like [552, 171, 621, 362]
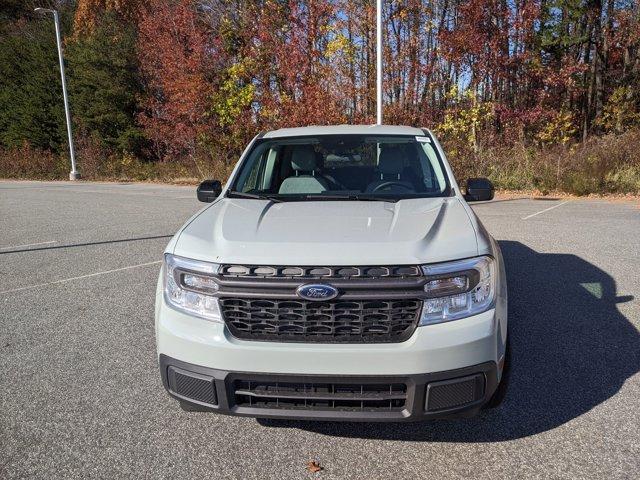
[372, 181, 414, 193]
[322, 172, 348, 190]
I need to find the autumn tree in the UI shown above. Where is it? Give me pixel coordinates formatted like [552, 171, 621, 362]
[73, 0, 142, 36]
[1, 0, 639, 173]
[137, 0, 213, 164]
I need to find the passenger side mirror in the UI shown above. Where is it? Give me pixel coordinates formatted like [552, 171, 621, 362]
[197, 179, 222, 203]
[464, 178, 494, 202]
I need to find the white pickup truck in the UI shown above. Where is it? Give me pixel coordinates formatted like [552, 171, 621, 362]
[155, 125, 509, 421]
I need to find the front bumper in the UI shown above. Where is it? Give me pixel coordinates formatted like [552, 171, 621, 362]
[160, 354, 498, 421]
[156, 290, 503, 376]
[156, 291, 505, 421]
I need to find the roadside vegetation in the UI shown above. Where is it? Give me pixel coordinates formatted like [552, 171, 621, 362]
[1, 1, 639, 195]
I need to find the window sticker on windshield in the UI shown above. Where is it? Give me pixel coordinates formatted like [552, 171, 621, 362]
[416, 136, 431, 143]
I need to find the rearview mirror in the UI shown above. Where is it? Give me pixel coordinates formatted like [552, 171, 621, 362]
[197, 180, 222, 203]
[465, 178, 494, 202]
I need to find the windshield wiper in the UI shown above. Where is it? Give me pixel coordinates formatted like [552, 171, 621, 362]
[227, 191, 404, 203]
[350, 194, 400, 203]
[301, 194, 399, 203]
[226, 191, 284, 203]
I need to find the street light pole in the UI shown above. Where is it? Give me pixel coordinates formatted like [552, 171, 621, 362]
[376, 0, 383, 125]
[34, 8, 79, 180]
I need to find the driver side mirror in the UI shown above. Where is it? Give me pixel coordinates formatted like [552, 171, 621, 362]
[464, 178, 494, 202]
[197, 179, 222, 203]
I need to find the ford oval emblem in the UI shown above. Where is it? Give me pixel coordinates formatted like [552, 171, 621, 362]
[296, 283, 339, 301]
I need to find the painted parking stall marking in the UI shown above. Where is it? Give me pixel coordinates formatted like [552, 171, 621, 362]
[521, 200, 571, 220]
[0, 240, 57, 251]
[0, 260, 162, 295]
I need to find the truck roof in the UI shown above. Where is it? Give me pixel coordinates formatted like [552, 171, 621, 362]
[262, 124, 427, 138]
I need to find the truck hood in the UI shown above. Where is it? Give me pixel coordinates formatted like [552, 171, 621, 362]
[172, 197, 478, 265]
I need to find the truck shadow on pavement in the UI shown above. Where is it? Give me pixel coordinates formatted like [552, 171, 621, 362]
[271, 240, 640, 441]
[0, 235, 173, 255]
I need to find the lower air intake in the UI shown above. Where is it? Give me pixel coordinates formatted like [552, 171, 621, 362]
[425, 374, 485, 411]
[168, 367, 217, 406]
[234, 379, 407, 411]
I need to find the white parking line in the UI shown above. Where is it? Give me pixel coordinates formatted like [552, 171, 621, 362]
[41, 188, 192, 199]
[0, 260, 162, 295]
[0, 240, 57, 251]
[521, 200, 570, 220]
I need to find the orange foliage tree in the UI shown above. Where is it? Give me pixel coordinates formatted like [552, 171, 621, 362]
[73, 0, 142, 36]
[137, 0, 214, 162]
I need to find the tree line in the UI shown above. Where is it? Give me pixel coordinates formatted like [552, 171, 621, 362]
[1, 0, 639, 191]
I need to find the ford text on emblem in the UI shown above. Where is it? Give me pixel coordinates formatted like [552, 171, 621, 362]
[296, 284, 339, 301]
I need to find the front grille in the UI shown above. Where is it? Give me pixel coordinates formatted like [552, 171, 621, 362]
[220, 298, 422, 343]
[233, 379, 407, 411]
[219, 264, 421, 279]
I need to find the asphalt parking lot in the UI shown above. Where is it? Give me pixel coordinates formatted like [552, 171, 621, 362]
[1, 180, 639, 479]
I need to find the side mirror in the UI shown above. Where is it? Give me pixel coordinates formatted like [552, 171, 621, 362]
[464, 178, 494, 202]
[197, 179, 222, 203]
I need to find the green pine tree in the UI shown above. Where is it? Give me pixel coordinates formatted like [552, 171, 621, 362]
[66, 13, 145, 155]
[0, 14, 68, 152]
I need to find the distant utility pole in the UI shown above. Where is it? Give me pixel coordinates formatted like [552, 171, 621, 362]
[34, 7, 79, 180]
[376, 0, 383, 125]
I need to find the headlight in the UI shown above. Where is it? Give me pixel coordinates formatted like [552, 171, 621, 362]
[163, 253, 222, 321]
[419, 256, 495, 325]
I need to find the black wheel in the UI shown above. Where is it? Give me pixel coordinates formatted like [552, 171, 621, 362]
[179, 401, 209, 412]
[485, 336, 511, 409]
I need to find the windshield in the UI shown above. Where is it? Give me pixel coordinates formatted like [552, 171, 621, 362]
[229, 134, 450, 201]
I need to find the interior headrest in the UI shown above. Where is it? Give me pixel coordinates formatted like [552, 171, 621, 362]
[378, 147, 406, 175]
[291, 145, 317, 171]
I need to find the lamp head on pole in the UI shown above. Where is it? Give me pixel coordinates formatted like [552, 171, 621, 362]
[34, 7, 55, 14]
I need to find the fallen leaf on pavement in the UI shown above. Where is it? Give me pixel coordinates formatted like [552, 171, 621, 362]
[306, 460, 323, 473]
